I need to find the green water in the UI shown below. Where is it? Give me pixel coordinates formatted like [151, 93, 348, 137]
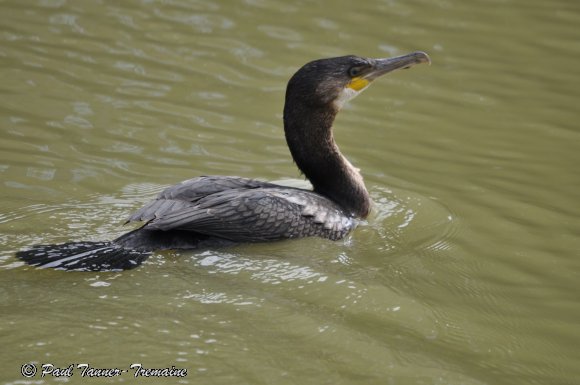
[1, 0, 579, 384]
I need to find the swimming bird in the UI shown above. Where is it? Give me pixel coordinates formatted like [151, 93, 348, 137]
[16, 51, 430, 271]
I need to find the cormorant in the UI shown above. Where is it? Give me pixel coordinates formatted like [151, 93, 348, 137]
[16, 51, 430, 271]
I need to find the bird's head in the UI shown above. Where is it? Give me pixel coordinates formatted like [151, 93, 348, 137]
[285, 51, 431, 111]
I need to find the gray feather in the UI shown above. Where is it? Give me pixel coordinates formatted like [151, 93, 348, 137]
[126, 175, 356, 242]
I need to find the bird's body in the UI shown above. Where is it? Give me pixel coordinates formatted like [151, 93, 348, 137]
[122, 176, 355, 245]
[16, 51, 430, 271]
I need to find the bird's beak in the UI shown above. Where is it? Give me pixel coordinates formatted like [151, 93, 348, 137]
[367, 51, 431, 81]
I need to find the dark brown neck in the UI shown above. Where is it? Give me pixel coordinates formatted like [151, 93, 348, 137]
[283, 102, 371, 218]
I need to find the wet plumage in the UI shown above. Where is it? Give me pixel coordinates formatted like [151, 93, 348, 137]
[16, 51, 430, 271]
[124, 176, 354, 242]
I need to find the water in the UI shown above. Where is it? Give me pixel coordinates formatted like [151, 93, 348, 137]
[1, 0, 579, 384]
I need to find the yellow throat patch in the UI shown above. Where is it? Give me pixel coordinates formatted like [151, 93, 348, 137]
[347, 77, 370, 91]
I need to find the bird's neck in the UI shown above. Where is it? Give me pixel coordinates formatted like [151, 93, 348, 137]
[283, 104, 371, 218]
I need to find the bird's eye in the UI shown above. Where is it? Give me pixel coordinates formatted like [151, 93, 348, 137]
[348, 66, 363, 77]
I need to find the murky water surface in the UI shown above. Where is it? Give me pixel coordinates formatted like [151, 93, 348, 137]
[1, 1, 579, 384]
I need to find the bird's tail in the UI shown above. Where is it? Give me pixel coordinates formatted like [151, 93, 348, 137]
[16, 241, 151, 271]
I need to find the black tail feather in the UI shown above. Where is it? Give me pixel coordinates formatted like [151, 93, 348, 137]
[16, 241, 151, 271]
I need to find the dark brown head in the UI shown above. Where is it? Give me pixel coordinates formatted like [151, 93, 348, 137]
[284, 51, 431, 112]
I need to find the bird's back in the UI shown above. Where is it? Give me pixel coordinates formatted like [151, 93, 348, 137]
[126, 176, 357, 243]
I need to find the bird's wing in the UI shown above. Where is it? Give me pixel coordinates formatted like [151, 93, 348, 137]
[126, 176, 276, 223]
[140, 187, 355, 242]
